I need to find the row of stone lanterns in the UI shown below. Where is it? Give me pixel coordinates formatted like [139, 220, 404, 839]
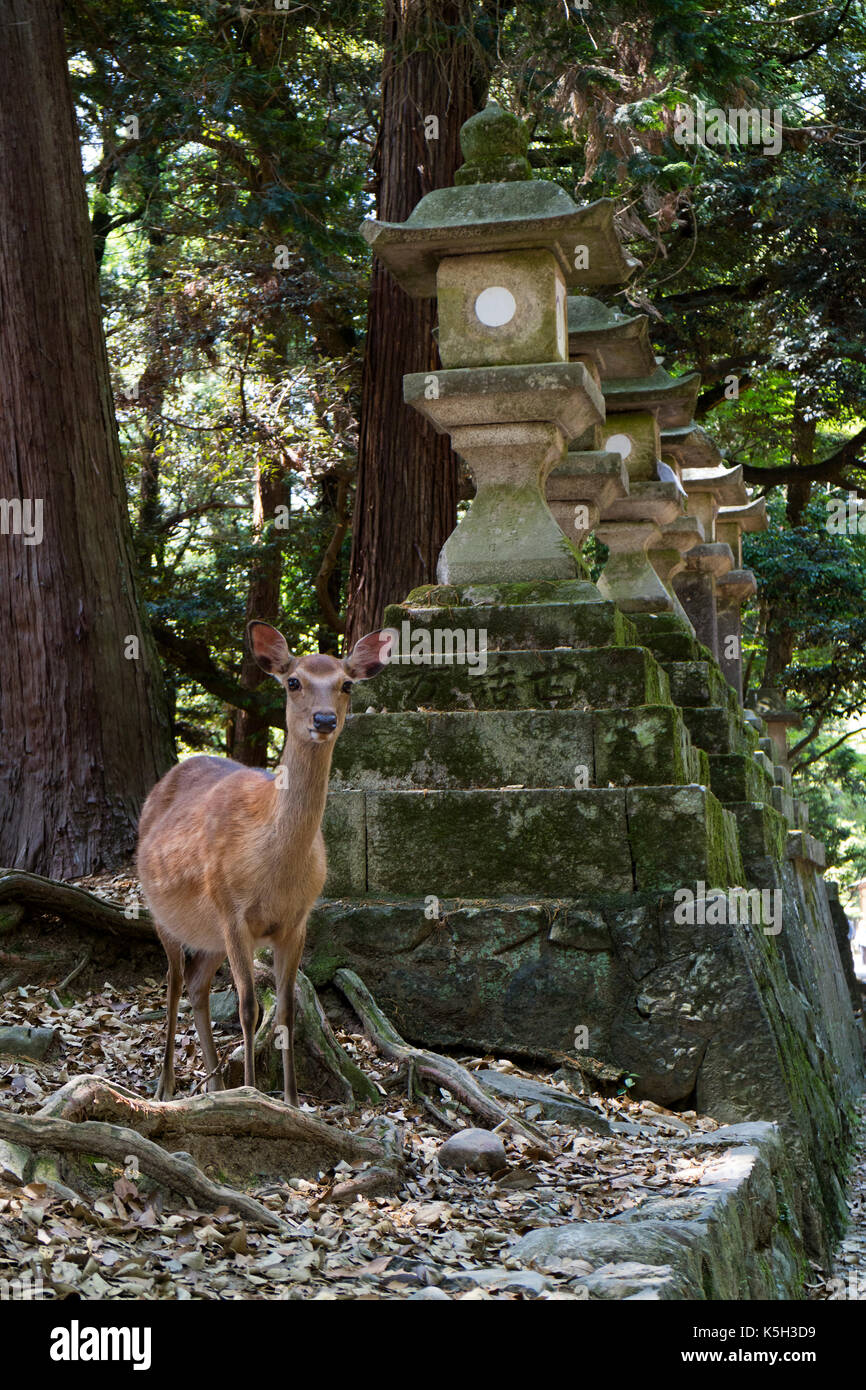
[543, 298, 767, 708]
[363, 101, 767, 708]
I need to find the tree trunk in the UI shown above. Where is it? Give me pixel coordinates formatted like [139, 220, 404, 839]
[229, 459, 291, 765]
[344, 0, 490, 647]
[0, 0, 174, 877]
[758, 398, 815, 705]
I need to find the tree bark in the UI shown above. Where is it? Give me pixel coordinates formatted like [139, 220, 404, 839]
[345, 0, 491, 647]
[229, 458, 292, 765]
[0, 0, 174, 877]
[757, 398, 815, 705]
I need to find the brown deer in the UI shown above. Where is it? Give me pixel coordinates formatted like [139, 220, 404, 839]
[136, 620, 388, 1105]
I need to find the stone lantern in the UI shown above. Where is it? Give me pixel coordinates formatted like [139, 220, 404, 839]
[715, 497, 767, 701]
[593, 365, 701, 613]
[672, 464, 746, 656]
[361, 103, 637, 587]
[545, 298, 653, 547]
[646, 513, 705, 630]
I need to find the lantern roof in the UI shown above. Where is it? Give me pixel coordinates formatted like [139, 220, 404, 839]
[682, 463, 748, 506]
[566, 297, 656, 379]
[361, 104, 639, 297]
[718, 497, 768, 532]
[661, 422, 723, 471]
[602, 366, 701, 429]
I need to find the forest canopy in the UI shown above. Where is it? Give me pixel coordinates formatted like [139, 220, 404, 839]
[13, 0, 866, 884]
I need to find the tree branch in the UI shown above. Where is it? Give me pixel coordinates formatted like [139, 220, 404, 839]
[151, 622, 284, 727]
[742, 425, 866, 487]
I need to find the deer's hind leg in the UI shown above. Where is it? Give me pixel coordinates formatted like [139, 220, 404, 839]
[184, 947, 228, 1092]
[155, 927, 183, 1102]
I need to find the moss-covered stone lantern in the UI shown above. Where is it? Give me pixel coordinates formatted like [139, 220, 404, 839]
[361, 102, 638, 586]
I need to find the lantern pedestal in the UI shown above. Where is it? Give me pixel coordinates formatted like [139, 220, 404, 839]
[673, 543, 734, 657]
[404, 362, 604, 585]
[595, 482, 682, 612]
[648, 516, 705, 633]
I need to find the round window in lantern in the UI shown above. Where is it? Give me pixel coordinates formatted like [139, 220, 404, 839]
[605, 433, 633, 460]
[474, 286, 517, 327]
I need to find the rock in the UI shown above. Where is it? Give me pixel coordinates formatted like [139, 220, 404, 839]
[507, 1220, 696, 1291]
[552, 1066, 586, 1094]
[0, 1137, 31, 1184]
[437, 1127, 507, 1174]
[0, 1025, 56, 1060]
[407, 1287, 452, 1300]
[582, 1261, 674, 1299]
[442, 1267, 550, 1296]
[209, 989, 239, 1026]
[477, 1070, 612, 1133]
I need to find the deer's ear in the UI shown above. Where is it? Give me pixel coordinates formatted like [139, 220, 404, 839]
[343, 629, 392, 681]
[247, 621, 294, 677]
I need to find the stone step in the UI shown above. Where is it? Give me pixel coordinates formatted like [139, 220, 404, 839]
[306, 878, 749, 1066]
[722, 802, 788, 880]
[753, 749, 775, 779]
[628, 612, 705, 663]
[355, 645, 671, 714]
[787, 830, 825, 869]
[322, 784, 742, 898]
[773, 763, 793, 792]
[664, 659, 741, 713]
[332, 705, 704, 791]
[771, 784, 796, 823]
[382, 597, 636, 652]
[679, 706, 756, 757]
[306, 893, 652, 1054]
[708, 753, 775, 808]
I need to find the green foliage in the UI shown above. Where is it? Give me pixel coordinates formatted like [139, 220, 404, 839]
[62, 0, 866, 854]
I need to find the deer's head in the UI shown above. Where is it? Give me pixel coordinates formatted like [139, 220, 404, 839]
[247, 622, 389, 746]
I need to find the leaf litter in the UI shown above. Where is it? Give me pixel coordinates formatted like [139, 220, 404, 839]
[0, 880, 737, 1302]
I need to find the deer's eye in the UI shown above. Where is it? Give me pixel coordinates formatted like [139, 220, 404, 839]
[287, 677, 301, 691]
[341, 680, 353, 694]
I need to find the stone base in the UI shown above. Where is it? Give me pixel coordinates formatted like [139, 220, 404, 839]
[507, 1123, 819, 1297]
[316, 585, 863, 1257]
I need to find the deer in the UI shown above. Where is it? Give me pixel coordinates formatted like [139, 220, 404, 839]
[136, 620, 389, 1106]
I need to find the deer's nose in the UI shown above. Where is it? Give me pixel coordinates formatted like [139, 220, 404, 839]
[313, 711, 338, 732]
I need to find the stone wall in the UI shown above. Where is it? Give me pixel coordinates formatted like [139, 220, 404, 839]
[309, 584, 864, 1257]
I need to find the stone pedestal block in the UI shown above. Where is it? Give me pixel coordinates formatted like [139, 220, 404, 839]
[672, 542, 734, 657]
[716, 569, 757, 702]
[648, 515, 705, 632]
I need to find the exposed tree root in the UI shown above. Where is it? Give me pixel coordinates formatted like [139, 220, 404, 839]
[226, 970, 380, 1105]
[0, 870, 154, 940]
[334, 969, 554, 1155]
[0, 1076, 403, 1230]
[0, 1107, 288, 1233]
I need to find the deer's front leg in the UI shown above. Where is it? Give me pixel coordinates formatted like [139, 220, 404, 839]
[225, 927, 258, 1089]
[273, 924, 306, 1106]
